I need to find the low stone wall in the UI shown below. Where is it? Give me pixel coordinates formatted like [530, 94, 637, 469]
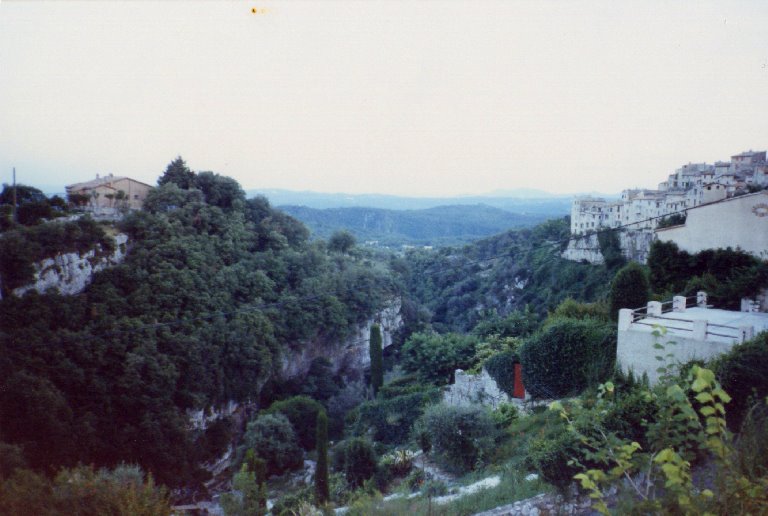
[443, 368, 511, 409]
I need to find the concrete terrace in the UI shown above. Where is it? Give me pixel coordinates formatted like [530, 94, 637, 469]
[628, 307, 768, 344]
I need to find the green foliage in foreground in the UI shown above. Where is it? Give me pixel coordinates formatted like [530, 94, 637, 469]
[551, 366, 768, 514]
[712, 331, 768, 430]
[0, 464, 169, 516]
[519, 318, 616, 398]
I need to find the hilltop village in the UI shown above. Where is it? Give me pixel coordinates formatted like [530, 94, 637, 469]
[564, 150, 768, 263]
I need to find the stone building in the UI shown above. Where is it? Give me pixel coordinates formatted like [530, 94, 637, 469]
[66, 174, 153, 216]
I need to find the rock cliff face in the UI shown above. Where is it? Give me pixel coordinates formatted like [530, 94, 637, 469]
[11, 234, 129, 297]
[562, 231, 656, 264]
[280, 297, 403, 380]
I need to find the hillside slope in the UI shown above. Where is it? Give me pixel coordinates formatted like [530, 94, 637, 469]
[278, 204, 551, 246]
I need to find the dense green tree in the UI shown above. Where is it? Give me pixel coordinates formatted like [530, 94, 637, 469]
[241, 414, 303, 476]
[609, 262, 650, 320]
[264, 396, 324, 451]
[157, 156, 196, 189]
[328, 230, 356, 253]
[339, 438, 377, 488]
[314, 410, 329, 505]
[369, 324, 383, 396]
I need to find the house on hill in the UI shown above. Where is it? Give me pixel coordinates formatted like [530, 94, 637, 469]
[66, 174, 153, 216]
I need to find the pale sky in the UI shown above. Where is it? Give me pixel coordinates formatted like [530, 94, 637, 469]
[1, 0, 766, 197]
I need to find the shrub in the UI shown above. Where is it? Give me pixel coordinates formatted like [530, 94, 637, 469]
[265, 395, 324, 451]
[519, 318, 616, 398]
[240, 413, 303, 476]
[491, 402, 520, 428]
[527, 422, 585, 492]
[548, 298, 609, 323]
[418, 404, 497, 474]
[348, 388, 440, 445]
[609, 262, 650, 320]
[711, 331, 768, 430]
[377, 374, 425, 399]
[332, 438, 377, 488]
[484, 350, 519, 398]
[401, 332, 478, 385]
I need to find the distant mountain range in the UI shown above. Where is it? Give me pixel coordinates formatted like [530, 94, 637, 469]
[247, 188, 587, 213]
[277, 204, 562, 247]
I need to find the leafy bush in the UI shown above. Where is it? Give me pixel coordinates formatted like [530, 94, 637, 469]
[0, 464, 169, 516]
[418, 404, 498, 474]
[519, 318, 616, 398]
[265, 395, 324, 451]
[240, 413, 303, 476]
[491, 402, 520, 428]
[609, 262, 650, 320]
[484, 350, 519, 398]
[348, 388, 440, 445]
[401, 332, 478, 385]
[344, 440, 378, 490]
[471, 307, 540, 339]
[712, 331, 768, 430]
[548, 298, 609, 323]
[377, 374, 425, 399]
[528, 429, 583, 492]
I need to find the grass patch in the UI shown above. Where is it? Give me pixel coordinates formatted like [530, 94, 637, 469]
[343, 467, 547, 515]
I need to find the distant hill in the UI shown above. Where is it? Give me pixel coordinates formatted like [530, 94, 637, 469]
[277, 204, 554, 246]
[248, 188, 574, 214]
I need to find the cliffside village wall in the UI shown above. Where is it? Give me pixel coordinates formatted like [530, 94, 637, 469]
[563, 150, 768, 264]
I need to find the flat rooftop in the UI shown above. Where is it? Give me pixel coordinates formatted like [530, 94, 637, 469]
[628, 307, 768, 344]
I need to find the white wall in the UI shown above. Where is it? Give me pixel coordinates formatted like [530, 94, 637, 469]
[656, 191, 768, 258]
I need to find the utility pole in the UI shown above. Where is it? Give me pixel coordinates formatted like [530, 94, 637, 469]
[12, 167, 17, 223]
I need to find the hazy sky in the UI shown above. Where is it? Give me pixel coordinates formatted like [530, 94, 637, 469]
[1, 1, 766, 197]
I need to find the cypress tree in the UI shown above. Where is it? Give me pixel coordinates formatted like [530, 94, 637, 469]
[369, 324, 384, 396]
[315, 410, 329, 505]
[609, 262, 650, 320]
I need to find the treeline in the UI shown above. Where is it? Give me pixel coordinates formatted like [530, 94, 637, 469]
[0, 158, 397, 486]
